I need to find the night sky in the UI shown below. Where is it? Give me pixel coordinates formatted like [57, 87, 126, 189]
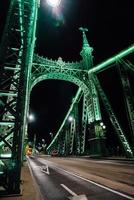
[0, 0, 134, 149]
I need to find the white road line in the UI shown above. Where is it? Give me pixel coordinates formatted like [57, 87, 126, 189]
[40, 164, 50, 175]
[61, 184, 77, 196]
[58, 168, 134, 200]
[37, 158, 134, 199]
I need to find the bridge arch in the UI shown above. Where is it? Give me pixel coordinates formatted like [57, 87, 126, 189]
[31, 72, 90, 97]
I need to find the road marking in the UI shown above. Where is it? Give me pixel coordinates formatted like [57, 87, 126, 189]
[70, 194, 88, 200]
[61, 184, 77, 196]
[61, 184, 88, 200]
[37, 158, 134, 199]
[59, 168, 134, 200]
[40, 164, 50, 175]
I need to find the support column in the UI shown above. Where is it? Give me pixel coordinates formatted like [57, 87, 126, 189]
[74, 103, 80, 155]
[87, 78, 106, 157]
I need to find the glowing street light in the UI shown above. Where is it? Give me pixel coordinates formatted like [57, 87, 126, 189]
[102, 125, 106, 129]
[100, 122, 103, 126]
[68, 116, 74, 122]
[100, 122, 106, 129]
[46, 0, 61, 7]
[28, 114, 35, 122]
[50, 132, 54, 140]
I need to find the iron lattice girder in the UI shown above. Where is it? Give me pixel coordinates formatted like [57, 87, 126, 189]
[46, 52, 134, 156]
[88, 45, 134, 74]
[0, 0, 25, 193]
[92, 74, 133, 158]
[80, 95, 88, 154]
[117, 61, 134, 145]
[47, 88, 83, 151]
[0, 0, 24, 153]
[34, 46, 134, 158]
[124, 60, 134, 71]
[32, 63, 89, 91]
[32, 55, 101, 122]
[33, 54, 103, 154]
[33, 54, 84, 70]
[32, 54, 105, 122]
[0, 0, 39, 194]
[74, 102, 81, 154]
[69, 118, 75, 154]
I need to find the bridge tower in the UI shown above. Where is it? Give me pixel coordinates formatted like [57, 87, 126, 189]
[0, 0, 134, 196]
[0, 0, 39, 194]
[79, 28, 105, 156]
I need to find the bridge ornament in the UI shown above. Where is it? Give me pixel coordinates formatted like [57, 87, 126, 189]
[57, 57, 65, 67]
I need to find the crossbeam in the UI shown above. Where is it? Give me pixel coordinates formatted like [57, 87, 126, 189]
[88, 44, 134, 74]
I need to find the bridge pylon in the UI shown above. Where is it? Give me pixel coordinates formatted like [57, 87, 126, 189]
[0, 0, 38, 194]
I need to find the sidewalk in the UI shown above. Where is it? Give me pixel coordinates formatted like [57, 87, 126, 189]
[1, 161, 39, 200]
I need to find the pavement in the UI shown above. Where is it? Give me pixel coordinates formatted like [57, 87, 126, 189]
[0, 161, 39, 200]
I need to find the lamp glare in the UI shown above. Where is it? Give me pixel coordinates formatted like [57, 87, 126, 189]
[68, 116, 73, 122]
[46, 0, 61, 7]
[29, 114, 35, 122]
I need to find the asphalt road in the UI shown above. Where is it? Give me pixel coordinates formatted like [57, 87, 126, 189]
[27, 156, 134, 200]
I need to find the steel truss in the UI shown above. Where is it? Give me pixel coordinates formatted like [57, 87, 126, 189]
[117, 59, 134, 149]
[0, 0, 38, 194]
[0, 0, 134, 195]
[32, 37, 134, 158]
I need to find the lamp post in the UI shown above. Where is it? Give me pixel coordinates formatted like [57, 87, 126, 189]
[49, 132, 54, 141]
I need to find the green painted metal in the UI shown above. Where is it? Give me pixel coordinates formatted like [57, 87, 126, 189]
[1, 0, 134, 194]
[47, 88, 83, 151]
[69, 118, 75, 154]
[92, 74, 133, 158]
[89, 78, 102, 121]
[0, 0, 38, 194]
[123, 60, 134, 71]
[0, 0, 24, 193]
[80, 95, 88, 154]
[117, 61, 134, 148]
[74, 103, 80, 154]
[65, 128, 70, 155]
[79, 27, 93, 70]
[35, 28, 102, 154]
[38, 28, 133, 157]
[0, 133, 13, 147]
[31, 55, 90, 95]
[88, 45, 134, 74]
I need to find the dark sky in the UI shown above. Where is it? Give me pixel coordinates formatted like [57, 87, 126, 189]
[0, 0, 134, 147]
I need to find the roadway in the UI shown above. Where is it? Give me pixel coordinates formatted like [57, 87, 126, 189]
[27, 156, 134, 200]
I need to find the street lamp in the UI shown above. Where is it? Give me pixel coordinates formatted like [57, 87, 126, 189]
[100, 122, 103, 126]
[46, 0, 61, 7]
[100, 122, 106, 129]
[49, 132, 53, 140]
[28, 114, 35, 122]
[68, 116, 74, 122]
[102, 125, 106, 129]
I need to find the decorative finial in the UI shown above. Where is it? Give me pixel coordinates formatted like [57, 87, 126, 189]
[79, 27, 90, 50]
[79, 27, 93, 69]
[79, 27, 88, 33]
[57, 57, 65, 67]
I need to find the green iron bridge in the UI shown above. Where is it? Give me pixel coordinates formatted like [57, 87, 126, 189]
[0, 0, 134, 195]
